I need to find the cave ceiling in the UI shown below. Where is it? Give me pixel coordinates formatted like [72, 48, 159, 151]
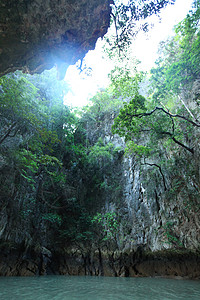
[0, 0, 111, 79]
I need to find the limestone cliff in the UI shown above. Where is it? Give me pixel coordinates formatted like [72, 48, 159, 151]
[79, 109, 200, 253]
[0, 109, 200, 278]
[0, 0, 111, 78]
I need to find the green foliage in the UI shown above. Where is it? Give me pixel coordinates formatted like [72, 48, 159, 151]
[109, 64, 144, 99]
[125, 141, 152, 158]
[42, 213, 62, 226]
[112, 93, 147, 140]
[108, 3, 200, 218]
[88, 138, 114, 163]
[1, 3, 200, 254]
[20, 197, 36, 219]
[107, 0, 175, 54]
[112, 9, 200, 156]
[151, 2, 200, 97]
[17, 149, 64, 186]
[83, 88, 123, 120]
[92, 211, 120, 242]
[0, 74, 40, 146]
[0, 70, 80, 246]
[161, 221, 183, 247]
[58, 203, 96, 247]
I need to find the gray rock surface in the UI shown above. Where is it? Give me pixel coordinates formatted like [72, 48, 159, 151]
[0, 0, 111, 78]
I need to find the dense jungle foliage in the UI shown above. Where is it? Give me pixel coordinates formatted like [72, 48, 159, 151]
[0, 1, 200, 251]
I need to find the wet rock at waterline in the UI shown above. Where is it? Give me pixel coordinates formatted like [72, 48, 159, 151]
[0, 247, 200, 279]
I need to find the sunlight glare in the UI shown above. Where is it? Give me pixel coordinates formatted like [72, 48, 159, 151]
[64, 0, 193, 108]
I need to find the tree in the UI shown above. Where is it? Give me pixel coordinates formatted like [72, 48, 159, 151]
[112, 1, 200, 157]
[0, 70, 81, 247]
[110, 3, 200, 210]
[151, 1, 200, 99]
[0, 73, 41, 147]
[108, 0, 176, 54]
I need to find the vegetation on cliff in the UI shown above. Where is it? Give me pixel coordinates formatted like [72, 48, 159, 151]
[0, 1, 200, 267]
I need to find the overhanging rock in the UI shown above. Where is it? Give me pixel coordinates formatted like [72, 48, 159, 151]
[0, 0, 111, 79]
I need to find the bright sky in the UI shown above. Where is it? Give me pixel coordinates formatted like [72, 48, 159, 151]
[64, 0, 194, 107]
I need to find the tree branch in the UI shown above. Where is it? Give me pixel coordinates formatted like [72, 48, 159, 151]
[0, 122, 17, 144]
[127, 106, 200, 127]
[160, 102, 175, 134]
[171, 136, 194, 154]
[142, 161, 167, 191]
[41, 189, 67, 210]
[160, 131, 194, 154]
[178, 95, 199, 123]
[110, 12, 120, 53]
[124, 106, 195, 154]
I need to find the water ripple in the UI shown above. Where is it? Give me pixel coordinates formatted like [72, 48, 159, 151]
[0, 276, 200, 300]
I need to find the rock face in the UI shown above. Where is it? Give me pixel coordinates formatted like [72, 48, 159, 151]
[0, 105, 200, 278]
[2, 105, 200, 278]
[0, 0, 111, 78]
[83, 111, 200, 253]
[0, 76, 200, 277]
[1, 247, 200, 279]
[52, 249, 200, 279]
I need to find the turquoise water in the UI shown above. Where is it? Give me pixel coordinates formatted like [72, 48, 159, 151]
[0, 276, 200, 299]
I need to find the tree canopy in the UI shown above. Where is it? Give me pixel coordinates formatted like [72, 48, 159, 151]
[108, 0, 176, 53]
[1, 0, 200, 256]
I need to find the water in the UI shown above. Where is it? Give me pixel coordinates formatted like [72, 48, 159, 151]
[0, 276, 200, 300]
